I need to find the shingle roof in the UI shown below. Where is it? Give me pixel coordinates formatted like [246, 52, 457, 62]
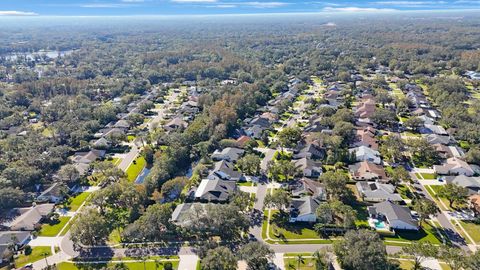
[371, 201, 417, 228]
[194, 179, 236, 202]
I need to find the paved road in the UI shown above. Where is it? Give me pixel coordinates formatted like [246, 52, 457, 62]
[411, 174, 470, 251]
[250, 183, 267, 240]
[117, 144, 139, 172]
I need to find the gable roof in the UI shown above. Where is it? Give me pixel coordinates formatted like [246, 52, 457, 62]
[194, 179, 236, 202]
[290, 196, 321, 218]
[211, 147, 245, 162]
[356, 182, 402, 202]
[208, 160, 243, 181]
[349, 161, 387, 180]
[370, 201, 417, 228]
[446, 175, 480, 190]
[9, 204, 54, 231]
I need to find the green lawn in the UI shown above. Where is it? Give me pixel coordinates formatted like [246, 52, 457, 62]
[458, 220, 480, 244]
[127, 135, 136, 142]
[126, 156, 147, 182]
[15, 246, 52, 267]
[424, 185, 450, 211]
[111, 157, 122, 166]
[65, 192, 90, 211]
[396, 184, 414, 201]
[263, 210, 333, 244]
[58, 261, 179, 270]
[60, 216, 76, 236]
[419, 173, 437, 180]
[38, 216, 71, 237]
[284, 255, 315, 270]
[381, 222, 442, 244]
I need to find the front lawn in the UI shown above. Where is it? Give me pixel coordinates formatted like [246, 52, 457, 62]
[57, 261, 179, 270]
[65, 192, 90, 211]
[15, 246, 52, 267]
[38, 216, 71, 237]
[458, 220, 480, 244]
[284, 254, 315, 270]
[263, 210, 333, 244]
[419, 173, 437, 180]
[381, 222, 442, 244]
[126, 156, 147, 182]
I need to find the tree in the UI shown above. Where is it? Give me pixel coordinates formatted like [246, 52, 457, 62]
[375, 89, 393, 107]
[201, 247, 237, 270]
[0, 187, 24, 211]
[159, 177, 188, 202]
[404, 117, 424, 132]
[465, 147, 480, 166]
[138, 100, 154, 114]
[406, 138, 440, 167]
[70, 209, 109, 246]
[332, 121, 355, 145]
[402, 242, 438, 270]
[313, 249, 332, 270]
[315, 200, 356, 231]
[371, 108, 398, 129]
[439, 245, 466, 270]
[277, 127, 302, 149]
[319, 171, 349, 201]
[413, 199, 439, 228]
[379, 134, 404, 164]
[239, 242, 274, 270]
[93, 161, 126, 184]
[267, 159, 299, 182]
[437, 183, 469, 209]
[389, 166, 410, 186]
[57, 164, 80, 183]
[264, 189, 291, 213]
[465, 250, 480, 270]
[237, 154, 261, 175]
[334, 230, 389, 270]
[296, 254, 305, 269]
[121, 203, 175, 242]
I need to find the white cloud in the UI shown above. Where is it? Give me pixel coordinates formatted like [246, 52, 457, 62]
[372, 1, 446, 5]
[243, 1, 289, 8]
[81, 4, 128, 8]
[0, 10, 38, 16]
[171, 0, 218, 3]
[454, 0, 480, 3]
[209, 4, 238, 8]
[121, 0, 145, 2]
[322, 6, 397, 12]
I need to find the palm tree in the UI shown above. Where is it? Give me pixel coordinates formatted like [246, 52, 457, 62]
[41, 251, 50, 267]
[296, 254, 305, 269]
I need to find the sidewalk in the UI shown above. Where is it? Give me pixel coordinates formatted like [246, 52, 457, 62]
[178, 254, 199, 270]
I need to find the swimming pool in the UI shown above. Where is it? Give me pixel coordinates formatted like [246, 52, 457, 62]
[375, 220, 387, 229]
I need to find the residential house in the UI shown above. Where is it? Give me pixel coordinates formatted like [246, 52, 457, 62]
[0, 231, 31, 263]
[354, 98, 376, 119]
[355, 127, 379, 150]
[445, 175, 480, 194]
[36, 183, 66, 203]
[293, 143, 325, 160]
[432, 144, 453, 159]
[208, 160, 244, 181]
[356, 182, 402, 202]
[289, 196, 321, 223]
[424, 134, 451, 145]
[71, 149, 106, 164]
[421, 124, 448, 135]
[245, 125, 267, 139]
[469, 194, 480, 217]
[194, 179, 236, 203]
[211, 147, 245, 163]
[291, 178, 327, 201]
[170, 203, 208, 226]
[113, 119, 131, 129]
[349, 161, 388, 182]
[7, 204, 55, 231]
[368, 201, 418, 231]
[434, 158, 476, 176]
[294, 157, 322, 178]
[164, 117, 188, 131]
[349, 146, 381, 164]
[236, 135, 252, 148]
[92, 137, 111, 149]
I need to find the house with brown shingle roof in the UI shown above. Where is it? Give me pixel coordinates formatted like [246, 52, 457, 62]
[354, 98, 376, 119]
[354, 127, 379, 150]
[349, 161, 388, 182]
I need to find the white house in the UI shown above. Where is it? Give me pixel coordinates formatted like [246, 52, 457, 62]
[349, 146, 381, 164]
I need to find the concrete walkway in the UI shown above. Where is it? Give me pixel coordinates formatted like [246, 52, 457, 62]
[272, 253, 285, 269]
[178, 254, 199, 270]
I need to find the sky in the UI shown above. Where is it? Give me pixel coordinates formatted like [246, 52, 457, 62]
[0, 0, 479, 16]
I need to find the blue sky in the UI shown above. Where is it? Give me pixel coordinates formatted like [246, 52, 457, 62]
[0, 0, 479, 16]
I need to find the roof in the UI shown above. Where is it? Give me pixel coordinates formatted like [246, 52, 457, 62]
[0, 231, 31, 245]
[249, 117, 271, 128]
[371, 201, 417, 228]
[446, 175, 480, 189]
[165, 117, 188, 129]
[114, 119, 130, 129]
[349, 161, 387, 180]
[291, 178, 326, 200]
[355, 128, 378, 150]
[355, 98, 376, 118]
[424, 124, 448, 135]
[211, 147, 245, 162]
[294, 157, 320, 171]
[208, 160, 243, 181]
[434, 158, 475, 176]
[424, 134, 450, 145]
[9, 204, 54, 231]
[194, 179, 236, 202]
[349, 146, 381, 163]
[236, 136, 252, 147]
[356, 182, 402, 202]
[71, 150, 106, 164]
[171, 203, 208, 225]
[290, 196, 321, 218]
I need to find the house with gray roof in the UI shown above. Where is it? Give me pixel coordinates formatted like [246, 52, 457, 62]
[356, 182, 402, 202]
[7, 204, 54, 231]
[194, 179, 237, 202]
[445, 175, 480, 195]
[424, 134, 451, 145]
[368, 201, 418, 231]
[0, 231, 31, 263]
[208, 160, 244, 181]
[211, 147, 245, 163]
[294, 157, 322, 178]
[289, 196, 321, 223]
[291, 178, 327, 201]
